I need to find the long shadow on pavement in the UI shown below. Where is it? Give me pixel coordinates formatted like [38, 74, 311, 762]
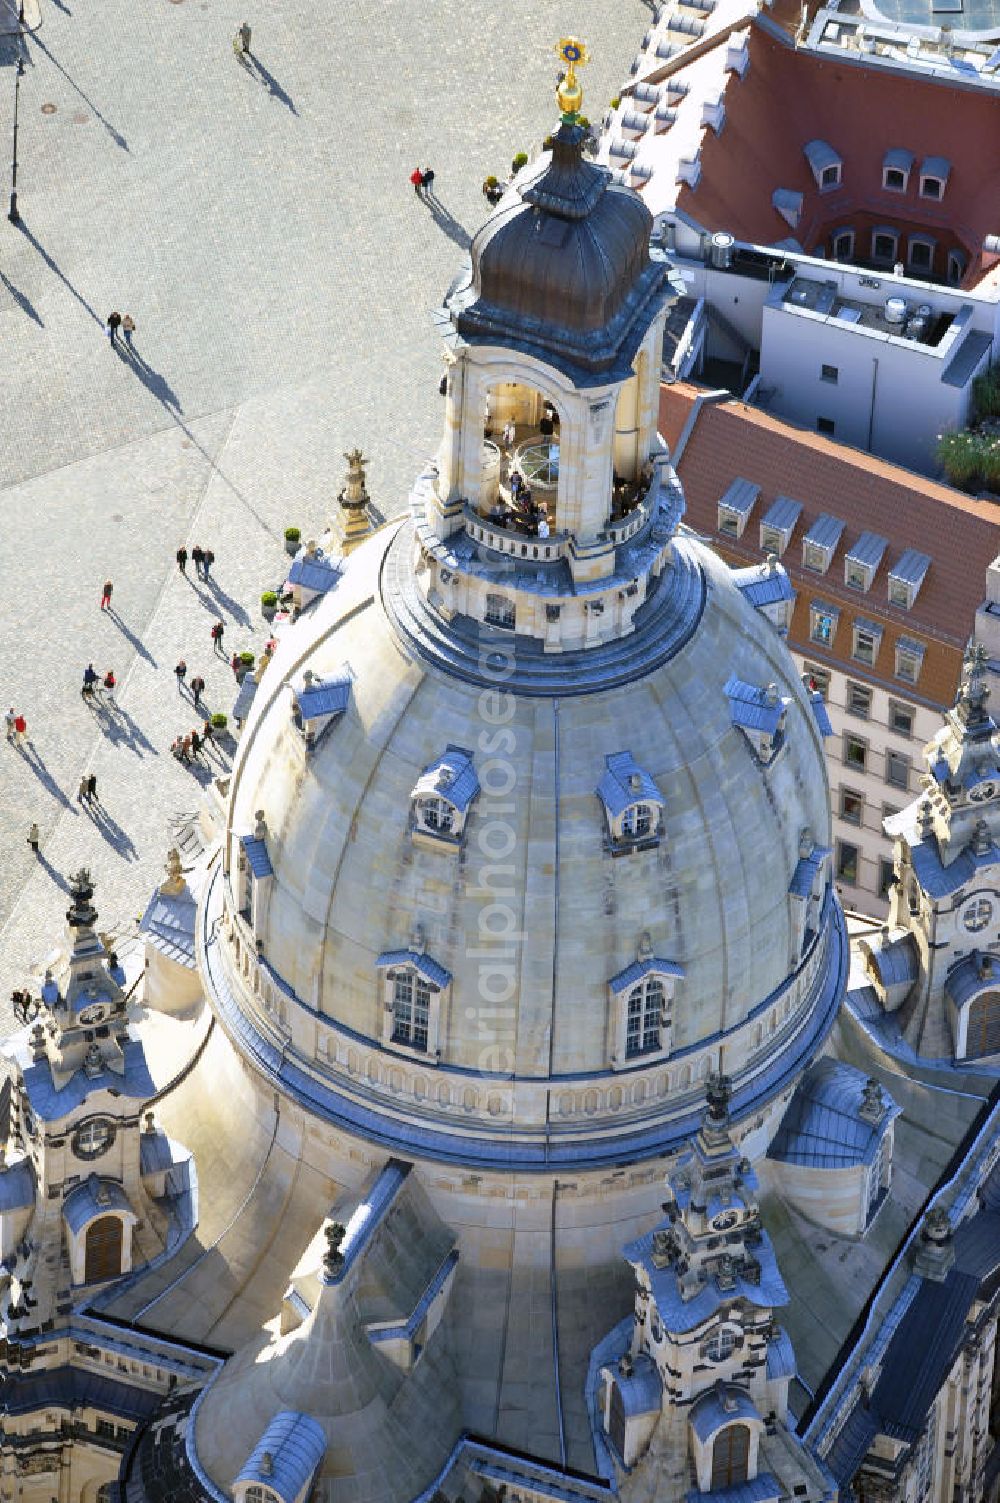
[247, 54, 298, 114]
[119, 342, 182, 411]
[423, 193, 471, 251]
[85, 799, 138, 859]
[35, 850, 71, 892]
[204, 576, 252, 628]
[18, 741, 77, 813]
[104, 609, 157, 668]
[87, 698, 157, 757]
[28, 30, 128, 149]
[15, 220, 104, 330]
[0, 269, 43, 326]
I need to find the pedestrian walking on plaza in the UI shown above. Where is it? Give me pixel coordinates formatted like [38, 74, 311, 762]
[77, 776, 89, 804]
[106, 311, 121, 345]
[230, 651, 241, 679]
[13, 713, 26, 748]
[233, 20, 251, 59]
[190, 674, 206, 709]
[174, 658, 187, 691]
[180, 733, 193, 763]
[202, 717, 214, 746]
[103, 669, 116, 702]
[192, 545, 205, 578]
[122, 314, 135, 348]
[5, 707, 15, 743]
[176, 546, 188, 575]
[203, 548, 215, 579]
[87, 773, 98, 803]
[26, 823, 39, 855]
[190, 727, 203, 758]
[410, 167, 425, 197]
[211, 619, 225, 653]
[100, 579, 113, 611]
[421, 167, 436, 197]
[82, 663, 99, 698]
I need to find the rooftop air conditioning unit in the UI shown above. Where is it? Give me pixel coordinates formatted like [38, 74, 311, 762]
[884, 295, 908, 325]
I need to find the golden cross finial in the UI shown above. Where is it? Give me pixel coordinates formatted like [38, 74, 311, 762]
[555, 37, 590, 120]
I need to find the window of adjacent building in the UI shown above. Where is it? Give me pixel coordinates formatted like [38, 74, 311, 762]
[803, 541, 829, 573]
[484, 593, 516, 630]
[845, 559, 869, 591]
[805, 663, 831, 698]
[947, 249, 966, 286]
[821, 164, 840, 189]
[894, 639, 924, 685]
[810, 604, 838, 647]
[625, 976, 666, 1058]
[718, 505, 741, 536]
[96, 1419, 115, 1439]
[704, 1326, 738, 1363]
[817, 416, 836, 436]
[821, 363, 838, 384]
[622, 803, 655, 840]
[418, 796, 455, 834]
[878, 857, 895, 898]
[872, 229, 898, 261]
[836, 839, 859, 884]
[760, 524, 786, 556]
[883, 166, 907, 191]
[391, 970, 432, 1052]
[852, 624, 881, 667]
[889, 700, 914, 737]
[919, 174, 943, 200]
[963, 897, 992, 933]
[888, 576, 911, 609]
[847, 681, 872, 719]
[886, 750, 910, 791]
[844, 733, 868, 772]
[840, 789, 864, 825]
[832, 229, 854, 261]
[908, 237, 935, 273]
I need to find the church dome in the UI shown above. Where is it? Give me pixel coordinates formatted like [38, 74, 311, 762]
[449, 123, 673, 377]
[206, 516, 845, 1172]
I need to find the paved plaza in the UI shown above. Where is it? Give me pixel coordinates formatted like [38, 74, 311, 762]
[0, 0, 651, 1023]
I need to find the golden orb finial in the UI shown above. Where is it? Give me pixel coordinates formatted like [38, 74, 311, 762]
[555, 37, 590, 120]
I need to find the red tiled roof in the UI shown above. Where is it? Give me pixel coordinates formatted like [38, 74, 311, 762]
[663, 387, 1000, 702]
[676, 23, 1000, 283]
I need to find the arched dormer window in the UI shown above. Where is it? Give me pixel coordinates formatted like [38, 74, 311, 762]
[377, 945, 451, 1061]
[725, 675, 790, 767]
[596, 751, 664, 855]
[608, 953, 684, 1069]
[411, 746, 480, 850]
[711, 1425, 751, 1488]
[689, 1387, 763, 1493]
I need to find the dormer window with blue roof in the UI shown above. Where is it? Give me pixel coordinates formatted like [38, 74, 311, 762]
[609, 950, 684, 1068]
[411, 745, 480, 849]
[234, 1410, 326, 1503]
[377, 940, 451, 1061]
[788, 828, 831, 961]
[237, 812, 274, 931]
[291, 668, 351, 750]
[596, 751, 664, 854]
[724, 676, 790, 767]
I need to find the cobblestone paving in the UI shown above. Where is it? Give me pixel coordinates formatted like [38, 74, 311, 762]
[0, 0, 651, 1023]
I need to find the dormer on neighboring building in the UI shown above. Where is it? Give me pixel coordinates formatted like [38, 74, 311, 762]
[801, 513, 844, 575]
[844, 531, 888, 592]
[607, 944, 683, 1068]
[804, 139, 842, 191]
[290, 669, 351, 750]
[233, 1411, 326, 1503]
[758, 495, 802, 558]
[717, 476, 759, 538]
[724, 676, 790, 766]
[882, 147, 914, 192]
[888, 548, 931, 610]
[411, 745, 480, 849]
[596, 751, 664, 854]
[919, 155, 950, 201]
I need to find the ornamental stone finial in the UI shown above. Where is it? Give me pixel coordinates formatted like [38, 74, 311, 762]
[323, 1220, 347, 1277]
[341, 449, 370, 511]
[160, 848, 185, 897]
[555, 37, 589, 120]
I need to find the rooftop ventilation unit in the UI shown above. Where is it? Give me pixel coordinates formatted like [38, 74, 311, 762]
[709, 231, 736, 269]
[884, 295, 908, 324]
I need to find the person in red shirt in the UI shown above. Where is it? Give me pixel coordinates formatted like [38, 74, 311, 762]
[13, 713, 26, 747]
[410, 167, 424, 197]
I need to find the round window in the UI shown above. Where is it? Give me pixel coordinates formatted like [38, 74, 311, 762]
[72, 1117, 116, 1160]
[963, 898, 993, 934]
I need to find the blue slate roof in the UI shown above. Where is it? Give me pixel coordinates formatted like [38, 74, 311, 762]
[766, 1325, 796, 1381]
[623, 1224, 788, 1331]
[731, 564, 795, 610]
[63, 1175, 133, 1236]
[139, 885, 197, 967]
[415, 744, 480, 814]
[0, 1159, 34, 1212]
[719, 477, 759, 520]
[288, 550, 341, 593]
[889, 548, 931, 592]
[609, 956, 684, 995]
[611, 1353, 662, 1417]
[845, 531, 888, 571]
[596, 751, 663, 818]
[689, 1385, 760, 1442]
[23, 1038, 155, 1123]
[724, 675, 789, 736]
[803, 512, 845, 553]
[866, 933, 918, 990]
[768, 1058, 900, 1170]
[0, 1363, 162, 1421]
[809, 690, 833, 738]
[945, 953, 998, 1010]
[910, 832, 1000, 898]
[685, 1475, 780, 1503]
[326, 1160, 410, 1285]
[761, 495, 802, 535]
[295, 673, 351, 722]
[240, 834, 274, 879]
[140, 1130, 178, 1177]
[376, 949, 451, 989]
[232, 674, 258, 725]
[235, 1410, 326, 1502]
[369, 1250, 460, 1343]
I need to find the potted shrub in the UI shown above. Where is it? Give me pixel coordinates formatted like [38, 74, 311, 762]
[261, 590, 278, 621]
[284, 526, 301, 557]
[511, 152, 528, 174]
[610, 95, 621, 109]
[210, 711, 229, 734]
